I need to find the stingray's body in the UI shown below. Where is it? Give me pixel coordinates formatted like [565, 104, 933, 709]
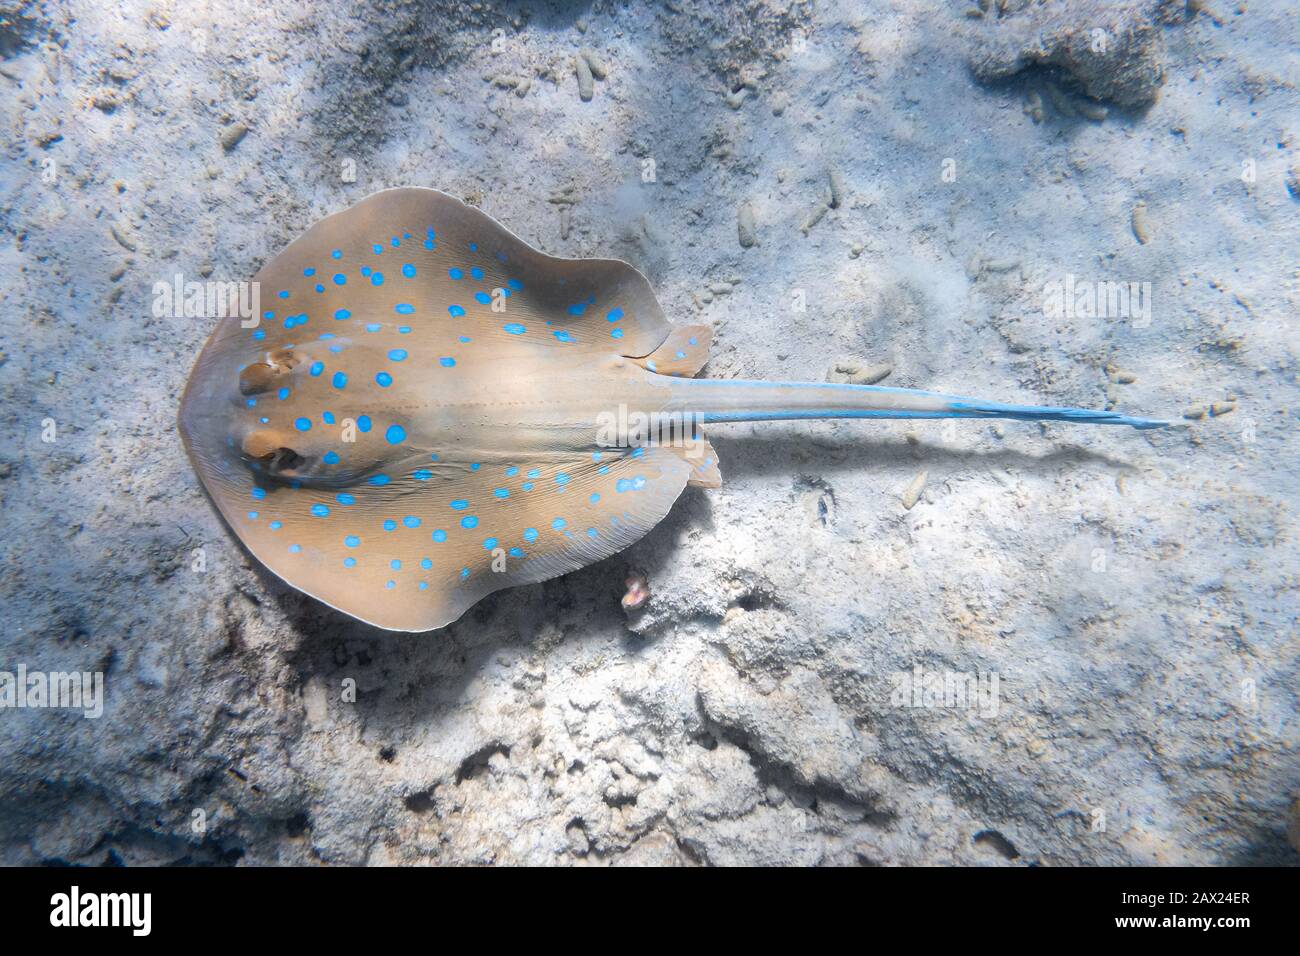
[180, 188, 1165, 631]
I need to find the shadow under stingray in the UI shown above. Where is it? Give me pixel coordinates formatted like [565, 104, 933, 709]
[271, 480, 716, 679]
[229, 421, 1167, 757]
[712, 430, 1145, 479]
[262, 429, 1139, 679]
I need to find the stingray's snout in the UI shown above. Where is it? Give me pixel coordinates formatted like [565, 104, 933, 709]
[232, 347, 335, 484]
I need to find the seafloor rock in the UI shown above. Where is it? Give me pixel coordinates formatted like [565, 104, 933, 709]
[966, 0, 1167, 106]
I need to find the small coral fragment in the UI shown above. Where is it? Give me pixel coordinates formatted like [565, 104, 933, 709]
[575, 54, 594, 102]
[901, 470, 928, 511]
[737, 202, 757, 248]
[622, 575, 650, 612]
[1131, 201, 1152, 244]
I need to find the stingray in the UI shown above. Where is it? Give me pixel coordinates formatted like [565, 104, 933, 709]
[179, 188, 1166, 631]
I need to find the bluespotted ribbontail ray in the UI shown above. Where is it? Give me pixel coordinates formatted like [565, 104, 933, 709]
[178, 188, 1167, 632]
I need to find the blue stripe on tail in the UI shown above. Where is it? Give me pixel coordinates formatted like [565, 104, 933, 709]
[945, 399, 1169, 430]
[672, 378, 1170, 430]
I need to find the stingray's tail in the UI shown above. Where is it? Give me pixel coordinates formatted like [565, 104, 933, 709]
[663, 378, 1169, 430]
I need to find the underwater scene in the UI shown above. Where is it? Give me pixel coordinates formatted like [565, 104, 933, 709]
[0, 0, 1296, 877]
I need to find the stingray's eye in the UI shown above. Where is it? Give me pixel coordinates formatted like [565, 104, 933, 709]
[241, 431, 309, 481]
[239, 363, 280, 395]
[239, 349, 300, 395]
[266, 447, 307, 472]
[237, 424, 381, 489]
[241, 429, 306, 473]
[241, 429, 282, 459]
[240, 429, 307, 475]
